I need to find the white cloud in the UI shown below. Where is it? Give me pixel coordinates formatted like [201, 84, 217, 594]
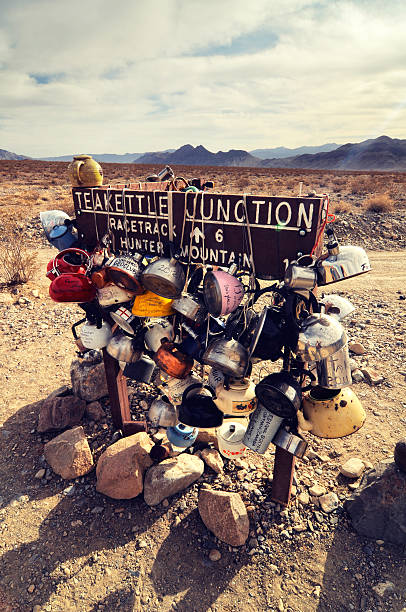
[0, 0, 405, 155]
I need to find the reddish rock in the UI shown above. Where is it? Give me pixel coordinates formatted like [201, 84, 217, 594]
[85, 401, 105, 422]
[198, 489, 249, 546]
[44, 426, 93, 479]
[70, 359, 108, 402]
[96, 432, 154, 499]
[38, 394, 86, 433]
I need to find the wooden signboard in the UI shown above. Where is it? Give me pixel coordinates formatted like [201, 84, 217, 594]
[73, 187, 328, 279]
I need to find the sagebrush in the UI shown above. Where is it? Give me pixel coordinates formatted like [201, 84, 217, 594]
[0, 218, 37, 285]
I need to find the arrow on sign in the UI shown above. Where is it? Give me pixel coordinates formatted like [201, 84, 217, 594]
[192, 227, 205, 243]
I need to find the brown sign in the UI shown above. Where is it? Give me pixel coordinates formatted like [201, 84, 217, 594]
[73, 187, 327, 279]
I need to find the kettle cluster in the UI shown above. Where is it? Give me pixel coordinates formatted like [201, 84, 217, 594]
[41, 176, 371, 461]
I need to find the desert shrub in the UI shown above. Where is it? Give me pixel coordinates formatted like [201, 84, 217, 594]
[331, 200, 351, 214]
[363, 193, 394, 213]
[349, 175, 374, 195]
[0, 218, 37, 285]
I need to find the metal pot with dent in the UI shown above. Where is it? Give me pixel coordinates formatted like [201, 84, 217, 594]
[141, 256, 185, 299]
[153, 339, 194, 379]
[202, 337, 248, 378]
[148, 396, 177, 428]
[105, 254, 145, 294]
[106, 331, 143, 363]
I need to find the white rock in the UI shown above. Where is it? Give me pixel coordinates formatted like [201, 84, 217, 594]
[144, 454, 204, 506]
[340, 458, 365, 478]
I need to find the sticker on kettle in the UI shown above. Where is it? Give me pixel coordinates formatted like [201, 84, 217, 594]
[232, 398, 257, 413]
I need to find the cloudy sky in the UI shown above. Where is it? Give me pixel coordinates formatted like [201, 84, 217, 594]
[0, 0, 405, 157]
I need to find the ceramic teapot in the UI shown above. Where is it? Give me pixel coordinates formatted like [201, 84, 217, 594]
[68, 154, 103, 187]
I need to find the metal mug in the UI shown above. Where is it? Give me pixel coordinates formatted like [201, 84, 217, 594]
[316, 343, 352, 389]
[243, 403, 284, 454]
[272, 426, 308, 458]
[284, 262, 317, 291]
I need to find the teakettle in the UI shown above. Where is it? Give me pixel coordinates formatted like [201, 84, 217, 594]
[141, 256, 185, 299]
[203, 337, 248, 378]
[214, 378, 257, 415]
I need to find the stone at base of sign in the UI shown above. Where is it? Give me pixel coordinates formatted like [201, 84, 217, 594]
[143, 454, 204, 506]
[44, 426, 93, 480]
[96, 432, 153, 499]
[198, 489, 249, 546]
[71, 359, 108, 402]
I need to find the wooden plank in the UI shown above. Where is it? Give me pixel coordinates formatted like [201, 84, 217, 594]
[102, 348, 131, 430]
[271, 446, 296, 506]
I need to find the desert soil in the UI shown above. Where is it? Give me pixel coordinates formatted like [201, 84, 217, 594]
[0, 161, 406, 612]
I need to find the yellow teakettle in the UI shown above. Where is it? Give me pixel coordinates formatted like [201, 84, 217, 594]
[298, 387, 366, 439]
[68, 154, 103, 187]
[131, 290, 174, 317]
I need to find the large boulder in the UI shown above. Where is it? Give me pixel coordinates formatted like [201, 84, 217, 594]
[70, 359, 108, 402]
[96, 432, 154, 499]
[344, 461, 406, 545]
[198, 489, 249, 546]
[44, 426, 93, 479]
[143, 454, 204, 506]
[38, 393, 86, 433]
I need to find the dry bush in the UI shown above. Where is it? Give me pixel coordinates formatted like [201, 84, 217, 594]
[331, 200, 351, 214]
[363, 193, 394, 213]
[349, 175, 374, 195]
[0, 218, 37, 285]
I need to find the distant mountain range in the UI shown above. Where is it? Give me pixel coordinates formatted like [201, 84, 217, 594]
[260, 136, 406, 170]
[135, 144, 260, 166]
[0, 149, 28, 160]
[250, 143, 339, 159]
[1, 136, 405, 169]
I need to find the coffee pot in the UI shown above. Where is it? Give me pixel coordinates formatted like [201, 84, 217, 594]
[295, 313, 347, 362]
[316, 228, 371, 285]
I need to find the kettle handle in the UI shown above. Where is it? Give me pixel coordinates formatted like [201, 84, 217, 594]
[182, 383, 215, 403]
[71, 317, 87, 340]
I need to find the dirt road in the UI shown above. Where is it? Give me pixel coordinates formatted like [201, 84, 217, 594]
[0, 248, 405, 612]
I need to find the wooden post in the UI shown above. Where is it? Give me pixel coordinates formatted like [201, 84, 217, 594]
[271, 447, 296, 506]
[102, 349, 147, 436]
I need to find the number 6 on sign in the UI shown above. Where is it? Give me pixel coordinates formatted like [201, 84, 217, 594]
[215, 228, 223, 243]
